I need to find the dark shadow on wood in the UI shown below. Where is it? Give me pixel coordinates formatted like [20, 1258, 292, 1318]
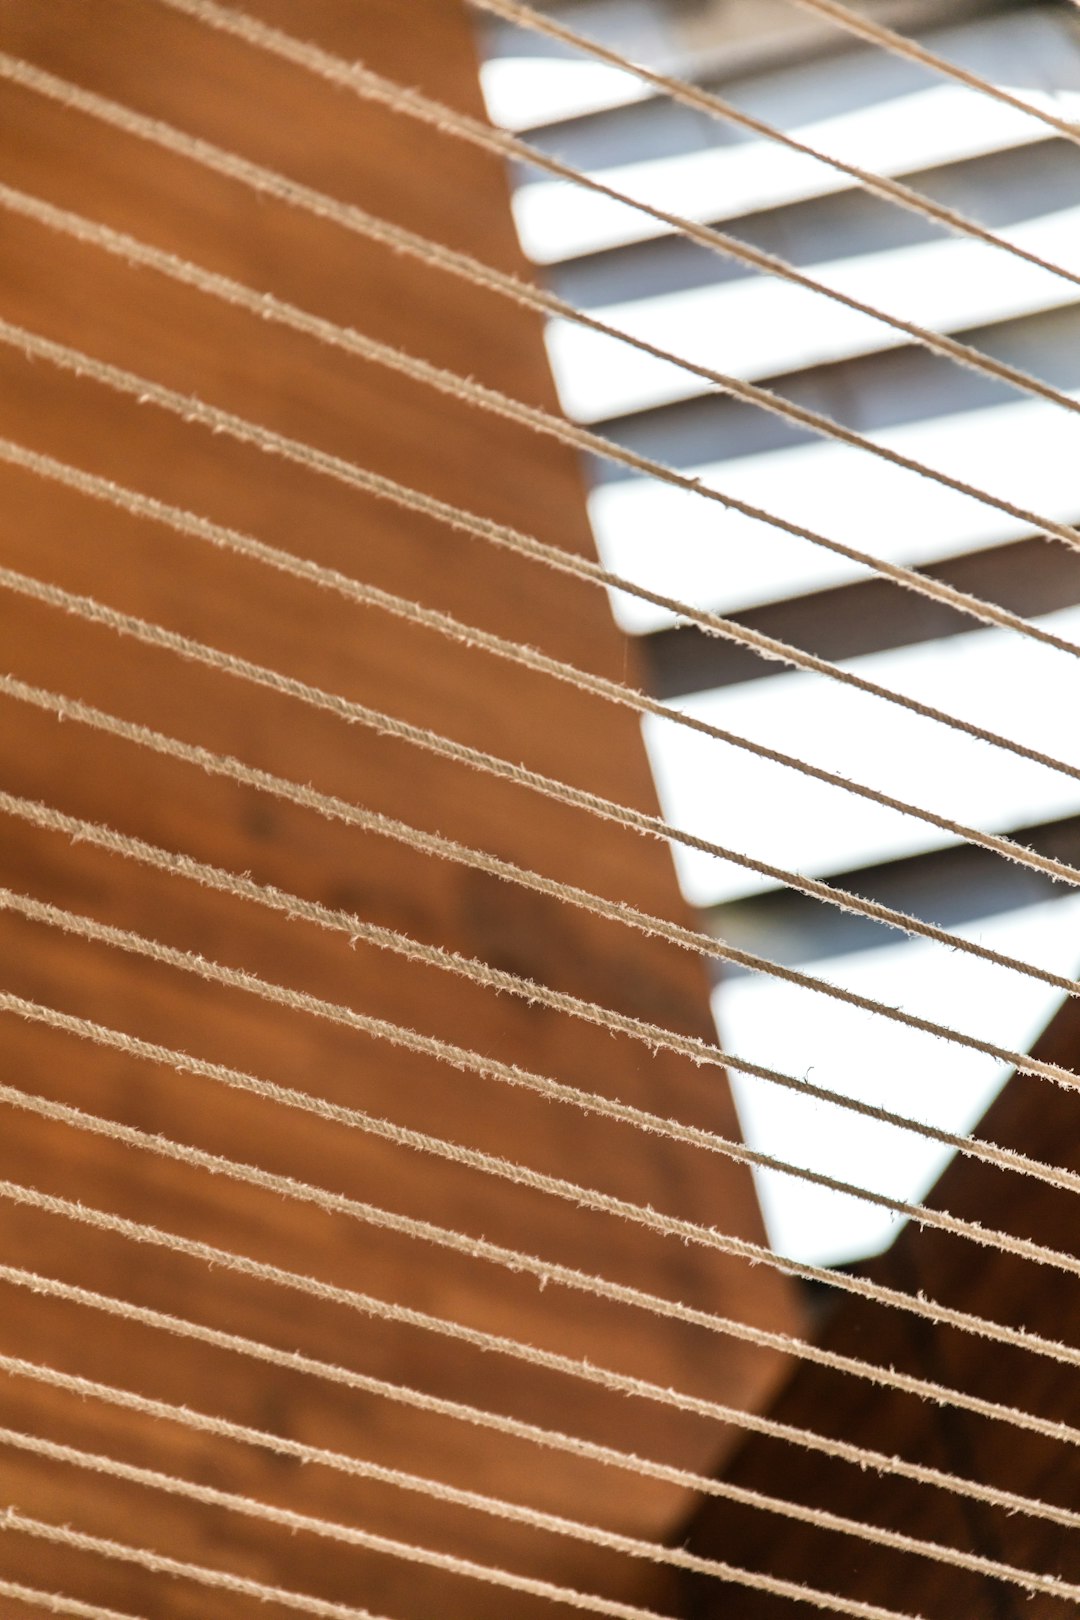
[677, 987, 1080, 1617]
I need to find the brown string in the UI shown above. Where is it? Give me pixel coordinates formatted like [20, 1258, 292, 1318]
[3, 1060, 1075, 1446]
[0, 1508, 396, 1620]
[7, 562, 1080, 1097]
[3, 672, 1077, 1199]
[788, 0, 1080, 149]
[6, 789, 1080, 1281]
[8, 316, 1080, 797]
[10, 123, 1080, 588]
[1, 901, 1077, 1364]
[3, 1183, 1077, 1522]
[0, 1579, 143, 1620]
[10, 433, 1080, 891]
[0, 1352, 1067, 1604]
[63, 11, 1080, 425]
[467, 0, 1080, 257]
[3, 1261, 1075, 1531]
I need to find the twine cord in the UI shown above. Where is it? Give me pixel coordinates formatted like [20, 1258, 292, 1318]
[0, 1581, 145, 1620]
[8, 316, 1080, 798]
[75, 10, 1080, 426]
[787, 0, 1080, 149]
[0, 1352, 1069, 1602]
[6, 789, 1080, 1281]
[7, 560, 1080, 1095]
[6, 435, 1080, 903]
[3, 1261, 1076, 1531]
[0, 906, 1077, 1365]
[9, 127, 1080, 591]
[3, 1182, 1078, 1524]
[4, 7, 1080, 1605]
[467, 0, 1080, 221]
[3, 1063, 1076, 1446]
[3, 672, 1078, 1200]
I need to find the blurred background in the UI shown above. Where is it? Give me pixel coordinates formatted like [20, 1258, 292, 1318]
[476, 0, 1080, 1264]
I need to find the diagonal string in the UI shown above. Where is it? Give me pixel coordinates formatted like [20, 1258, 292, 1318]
[0, 1353, 1069, 1604]
[10, 438, 1080, 886]
[6, 787, 1080, 1280]
[0, 1508, 409, 1620]
[8, 318, 1080, 796]
[172, 0, 1080, 308]
[10, 112, 1080, 615]
[4, 1180, 1079, 1512]
[0, 1472, 924, 1620]
[3, 1063, 1076, 1443]
[1, 895, 1078, 1361]
[3, 1261, 1075, 1533]
[787, 0, 1080, 150]
[92, 8, 1080, 425]
[7, 564, 1080, 1089]
[10, 186, 1080, 662]
[0, 1580, 145, 1620]
[4, 6, 1075, 1594]
[466, 0, 1080, 277]
[2, 682, 1076, 1197]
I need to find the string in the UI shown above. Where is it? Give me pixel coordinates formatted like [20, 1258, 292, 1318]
[7, 789, 1080, 1280]
[0, 1429, 699, 1620]
[0, 1353, 1067, 1605]
[4, 1180, 1076, 1522]
[10, 325, 1080, 797]
[1, 902, 1077, 1362]
[80, 10, 1080, 425]
[4, 673, 1078, 1199]
[11, 441, 1080, 894]
[466, 0, 1080, 276]
[0, 1580, 143, 1620]
[0, 1465, 919, 1620]
[12, 149, 1080, 595]
[9, 565, 1080, 1089]
[0, 1508, 404, 1620]
[4, 673, 1075, 1205]
[3, 1062, 1075, 1445]
[787, 0, 1080, 150]
[8, 9, 1080, 1594]
[4, 1261, 1075, 1533]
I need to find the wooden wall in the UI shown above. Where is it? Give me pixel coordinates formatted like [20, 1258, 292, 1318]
[0, 2, 801, 1614]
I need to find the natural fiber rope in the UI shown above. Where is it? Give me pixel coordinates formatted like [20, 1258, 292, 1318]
[2, 903, 1077, 1363]
[788, 0, 1080, 150]
[98, 8, 1080, 424]
[4, 674, 1077, 1199]
[0, 1429, 699, 1620]
[11, 122, 1080, 594]
[4, 1061, 1074, 1447]
[2, 20, 1075, 1591]
[4, 1182, 1077, 1524]
[5, 680, 1078, 1193]
[10, 325, 1080, 799]
[467, 0, 1080, 275]
[0, 1459, 919, 1620]
[8, 789, 1080, 1282]
[13, 440, 1080, 897]
[10, 566, 1080, 1091]
[4, 1261, 1075, 1532]
[11, 199, 1080, 673]
[0, 1353, 1067, 1604]
[0, 1508, 398, 1620]
[0, 1580, 143, 1620]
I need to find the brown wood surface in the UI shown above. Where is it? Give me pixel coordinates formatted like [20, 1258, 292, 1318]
[0, 3, 800, 1615]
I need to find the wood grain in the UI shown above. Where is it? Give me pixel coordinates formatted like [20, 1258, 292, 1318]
[0, 3, 800, 1614]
